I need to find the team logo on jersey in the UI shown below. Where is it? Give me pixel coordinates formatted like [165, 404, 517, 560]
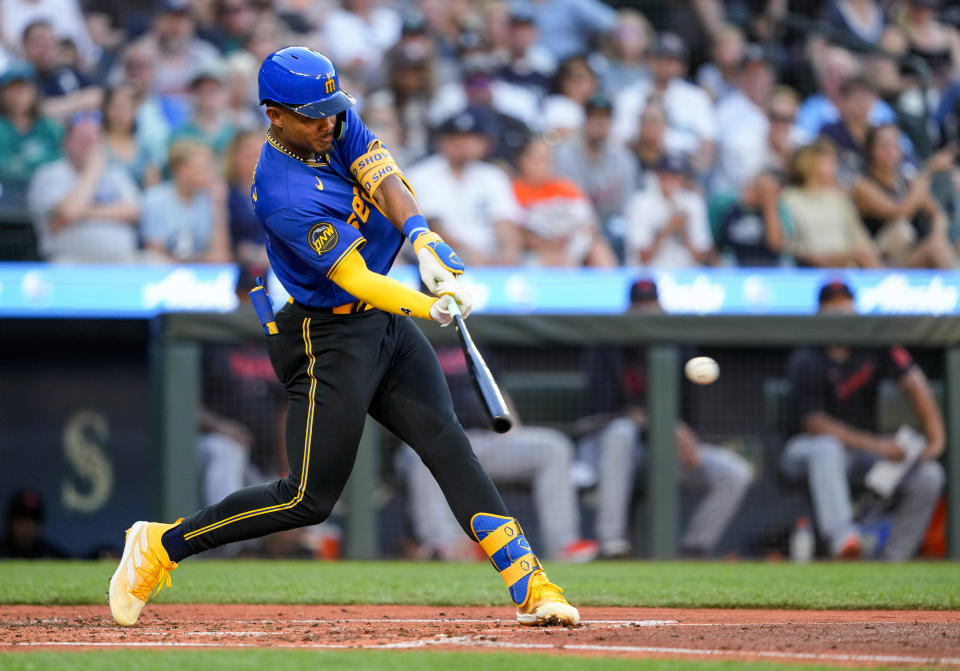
[308, 222, 339, 256]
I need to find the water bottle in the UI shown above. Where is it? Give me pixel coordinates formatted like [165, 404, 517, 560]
[789, 517, 815, 563]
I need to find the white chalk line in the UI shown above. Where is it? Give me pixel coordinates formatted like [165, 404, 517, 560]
[10, 634, 960, 666]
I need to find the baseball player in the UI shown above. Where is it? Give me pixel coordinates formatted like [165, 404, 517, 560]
[109, 47, 578, 628]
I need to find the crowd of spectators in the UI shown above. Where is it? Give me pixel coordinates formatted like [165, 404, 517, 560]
[2, 0, 960, 270]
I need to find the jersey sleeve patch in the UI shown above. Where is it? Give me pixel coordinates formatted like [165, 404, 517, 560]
[308, 222, 340, 257]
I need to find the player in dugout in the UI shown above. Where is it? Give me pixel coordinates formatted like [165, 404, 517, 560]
[109, 47, 579, 627]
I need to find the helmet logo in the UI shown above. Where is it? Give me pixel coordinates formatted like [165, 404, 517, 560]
[324, 75, 335, 95]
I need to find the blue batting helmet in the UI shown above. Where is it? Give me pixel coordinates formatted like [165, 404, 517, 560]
[258, 46, 355, 120]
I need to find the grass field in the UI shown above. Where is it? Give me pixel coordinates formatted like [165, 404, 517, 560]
[0, 559, 957, 609]
[2, 560, 957, 670]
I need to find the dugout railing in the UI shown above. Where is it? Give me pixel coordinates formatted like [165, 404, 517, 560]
[155, 309, 960, 560]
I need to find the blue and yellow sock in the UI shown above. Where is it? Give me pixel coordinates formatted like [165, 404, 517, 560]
[470, 513, 541, 607]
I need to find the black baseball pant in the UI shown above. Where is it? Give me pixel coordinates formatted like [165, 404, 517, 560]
[179, 302, 509, 553]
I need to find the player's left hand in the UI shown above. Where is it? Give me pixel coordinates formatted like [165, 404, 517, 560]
[435, 277, 473, 318]
[415, 234, 465, 294]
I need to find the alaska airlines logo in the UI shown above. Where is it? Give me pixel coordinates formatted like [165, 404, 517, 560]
[315, 176, 324, 191]
[308, 222, 338, 256]
[324, 74, 336, 95]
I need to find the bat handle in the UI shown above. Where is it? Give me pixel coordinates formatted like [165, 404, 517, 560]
[444, 295, 463, 320]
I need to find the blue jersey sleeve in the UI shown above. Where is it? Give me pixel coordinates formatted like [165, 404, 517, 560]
[267, 207, 365, 279]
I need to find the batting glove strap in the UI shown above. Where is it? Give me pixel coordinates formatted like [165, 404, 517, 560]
[404, 215, 465, 275]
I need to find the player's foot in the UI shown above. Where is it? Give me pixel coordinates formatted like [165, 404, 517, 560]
[600, 538, 631, 559]
[557, 539, 599, 563]
[109, 520, 181, 626]
[832, 531, 862, 560]
[516, 569, 580, 626]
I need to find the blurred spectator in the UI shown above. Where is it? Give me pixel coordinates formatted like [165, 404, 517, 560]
[795, 46, 894, 141]
[0, 489, 67, 558]
[715, 171, 790, 267]
[614, 33, 717, 174]
[404, 345, 599, 562]
[495, 5, 556, 101]
[781, 280, 945, 560]
[599, 9, 652, 93]
[764, 87, 803, 178]
[553, 92, 637, 260]
[223, 51, 262, 130]
[115, 43, 179, 167]
[141, 139, 231, 263]
[898, 0, 960, 93]
[0, 63, 62, 207]
[172, 62, 237, 156]
[585, 278, 753, 558]
[819, 76, 881, 187]
[629, 95, 668, 173]
[205, 0, 258, 55]
[851, 124, 956, 268]
[1, 0, 95, 66]
[373, 42, 437, 163]
[512, 135, 616, 267]
[695, 23, 745, 102]
[21, 20, 103, 122]
[542, 53, 598, 138]
[624, 153, 716, 268]
[225, 129, 268, 271]
[823, 0, 887, 51]
[430, 32, 539, 134]
[712, 45, 777, 195]
[523, 0, 617, 61]
[406, 109, 524, 266]
[361, 91, 408, 164]
[101, 83, 161, 188]
[127, 0, 221, 102]
[781, 140, 882, 268]
[28, 111, 141, 262]
[323, 0, 400, 87]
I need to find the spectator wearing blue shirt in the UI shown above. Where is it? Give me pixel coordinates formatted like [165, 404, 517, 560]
[520, 0, 617, 62]
[224, 129, 267, 271]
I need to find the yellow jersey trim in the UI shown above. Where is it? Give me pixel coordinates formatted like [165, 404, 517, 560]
[325, 237, 365, 280]
[183, 317, 317, 541]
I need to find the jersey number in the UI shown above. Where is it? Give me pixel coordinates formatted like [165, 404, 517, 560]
[346, 186, 371, 230]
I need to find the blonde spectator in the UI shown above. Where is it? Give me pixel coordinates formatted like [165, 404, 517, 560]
[851, 124, 956, 268]
[141, 140, 231, 263]
[512, 135, 616, 267]
[897, 0, 960, 91]
[600, 10, 652, 93]
[781, 140, 883, 268]
[695, 23, 745, 102]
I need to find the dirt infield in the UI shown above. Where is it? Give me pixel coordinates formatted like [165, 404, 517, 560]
[2, 605, 959, 667]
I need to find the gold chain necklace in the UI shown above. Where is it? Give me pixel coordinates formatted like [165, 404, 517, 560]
[266, 129, 317, 164]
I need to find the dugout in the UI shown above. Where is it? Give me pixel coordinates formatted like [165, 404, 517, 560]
[153, 310, 960, 561]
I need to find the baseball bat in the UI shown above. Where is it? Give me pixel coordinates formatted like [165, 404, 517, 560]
[446, 300, 513, 433]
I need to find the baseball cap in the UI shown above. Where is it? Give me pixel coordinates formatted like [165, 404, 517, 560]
[584, 92, 614, 114]
[510, 4, 536, 25]
[629, 277, 659, 304]
[189, 61, 227, 87]
[740, 43, 769, 69]
[436, 108, 487, 137]
[0, 61, 36, 87]
[400, 13, 428, 36]
[7, 489, 44, 521]
[818, 279, 855, 304]
[652, 152, 691, 175]
[651, 33, 688, 61]
[161, 0, 191, 13]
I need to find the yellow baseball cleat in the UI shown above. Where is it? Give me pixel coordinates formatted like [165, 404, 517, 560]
[109, 520, 181, 627]
[515, 569, 580, 626]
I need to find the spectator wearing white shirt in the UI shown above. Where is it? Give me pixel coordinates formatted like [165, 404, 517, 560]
[712, 45, 776, 195]
[1, 0, 96, 67]
[28, 111, 142, 262]
[542, 54, 598, 138]
[405, 108, 524, 267]
[322, 0, 400, 87]
[613, 33, 717, 175]
[625, 153, 715, 268]
[695, 23, 745, 103]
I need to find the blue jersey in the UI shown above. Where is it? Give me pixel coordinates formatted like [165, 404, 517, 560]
[251, 109, 404, 308]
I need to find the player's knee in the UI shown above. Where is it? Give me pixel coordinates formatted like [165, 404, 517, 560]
[806, 435, 845, 464]
[904, 460, 945, 497]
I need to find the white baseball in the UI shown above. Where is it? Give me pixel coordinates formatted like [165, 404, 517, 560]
[685, 356, 719, 385]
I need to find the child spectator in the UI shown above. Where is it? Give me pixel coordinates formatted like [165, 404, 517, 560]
[716, 172, 790, 267]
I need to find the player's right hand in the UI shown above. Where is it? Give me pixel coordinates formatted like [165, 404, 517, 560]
[430, 294, 456, 326]
[436, 278, 473, 318]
